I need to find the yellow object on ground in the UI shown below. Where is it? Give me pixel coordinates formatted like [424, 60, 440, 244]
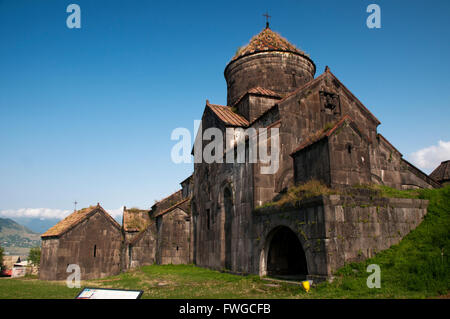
[301, 280, 310, 292]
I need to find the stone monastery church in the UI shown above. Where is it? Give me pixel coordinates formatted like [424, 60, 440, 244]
[40, 25, 443, 281]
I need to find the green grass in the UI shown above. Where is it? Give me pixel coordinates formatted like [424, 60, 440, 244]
[1, 186, 448, 299]
[352, 183, 422, 199]
[0, 266, 305, 299]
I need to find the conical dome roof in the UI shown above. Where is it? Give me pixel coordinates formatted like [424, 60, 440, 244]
[232, 27, 309, 62]
[225, 26, 315, 106]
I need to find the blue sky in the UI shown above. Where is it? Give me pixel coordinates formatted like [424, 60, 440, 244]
[0, 0, 449, 222]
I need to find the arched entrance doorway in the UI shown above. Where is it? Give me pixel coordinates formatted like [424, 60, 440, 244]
[224, 187, 233, 270]
[263, 226, 308, 280]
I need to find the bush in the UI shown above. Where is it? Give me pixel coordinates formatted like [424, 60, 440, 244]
[28, 246, 41, 267]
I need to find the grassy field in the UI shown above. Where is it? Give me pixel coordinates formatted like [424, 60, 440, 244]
[0, 186, 448, 299]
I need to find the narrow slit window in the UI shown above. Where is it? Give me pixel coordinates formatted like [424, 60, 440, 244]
[93, 245, 97, 258]
[206, 209, 211, 230]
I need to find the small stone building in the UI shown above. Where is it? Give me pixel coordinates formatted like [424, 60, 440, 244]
[40, 204, 122, 280]
[40, 178, 193, 280]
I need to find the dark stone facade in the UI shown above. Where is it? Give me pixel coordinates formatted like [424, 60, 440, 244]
[40, 181, 193, 280]
[253, 193, 428, 280]
[155, 207, 190, 265]
[190, 27, 438, 279]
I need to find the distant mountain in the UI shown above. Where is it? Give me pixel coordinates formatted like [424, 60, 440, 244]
[9, 217, 60, 234]
[0, 218, 41, 256]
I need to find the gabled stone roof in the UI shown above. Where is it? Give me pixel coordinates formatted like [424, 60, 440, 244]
[430, 160, 450, 184]
[232, 87, 282, 107]
[206, 100, 249, 127]
[232, 27, 308, 62]
[152, 197, 190, 218]
[41, 204, 120, 238]
[129, 222, 156, 245]
[250, 68, 381, 127]
[290, 115, 369, 156]
[151, 190, 183, 216]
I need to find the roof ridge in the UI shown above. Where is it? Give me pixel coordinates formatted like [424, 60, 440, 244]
[206, 101, 249, 127]
[325, 69, 381, 125]
[152, 189, 182, 206]
[153, 197, 190, 218]
[129, 221, 156, 245]
[249, 73, 327, 126]
[41, 204, 120, 238]
[377, 133, 403, 157]
[290, 115, 367, 156]
[231, 87, 282, 107]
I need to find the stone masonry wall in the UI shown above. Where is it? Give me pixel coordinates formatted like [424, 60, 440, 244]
[252, 194, 428, 280]
[125, 223, 157, 269]
[225, 51, 315, 106]
[322, 195, 428, 276]
[40, 211, 122, 280]
[156, 208, 190, 265]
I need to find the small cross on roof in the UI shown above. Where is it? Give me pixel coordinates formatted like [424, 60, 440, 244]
[263, 11, 271, 29]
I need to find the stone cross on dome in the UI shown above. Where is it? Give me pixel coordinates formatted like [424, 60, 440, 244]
[263, 11, 271, 29]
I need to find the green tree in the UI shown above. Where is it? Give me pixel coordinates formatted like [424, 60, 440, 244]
[28, 246, 41, 267]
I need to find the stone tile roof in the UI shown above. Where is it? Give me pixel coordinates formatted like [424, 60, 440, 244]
[232, 87, 282, 107]
[152, 197, 190, 218]
[122, 207, 151, 232]
[430, 160, 450, 184]
[180, 174, 193, 185]
[151, 190, 183, 216]
[232, 27, 308, 62]
[41, 204, 120, 238]
[247, 87, 281, 96]
[206, 100, 249, 127]
[290, 115, 368, 156]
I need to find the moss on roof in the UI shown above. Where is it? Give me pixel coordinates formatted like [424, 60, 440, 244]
[123, 208, 151, 232]
[232, 27, 308, 61]
[41, 205, 103, 238]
